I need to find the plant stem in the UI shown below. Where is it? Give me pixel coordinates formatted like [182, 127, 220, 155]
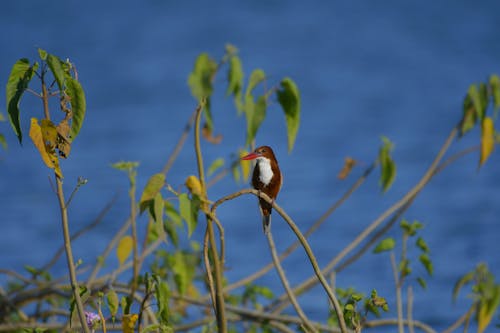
[266, 231, 317, 333]
[194, 99, 226, 332]
[390, 252, 404, 333]
[129, 169, 139, 309]
[55, 177, 90, 333]
[41, 72, 89, 333]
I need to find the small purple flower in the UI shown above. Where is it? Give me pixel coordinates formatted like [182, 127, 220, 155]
[85, 311, 100, 329]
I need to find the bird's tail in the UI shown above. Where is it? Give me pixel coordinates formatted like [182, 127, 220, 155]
[262, 214, 271, 235]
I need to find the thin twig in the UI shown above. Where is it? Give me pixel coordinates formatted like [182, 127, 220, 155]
[41, 195, 117, 272]
[363, 318, 436, 333]
[55, 177, 89, 333]
[407, 286, 414, 333]
[210, 188, 348, 333]
[266, 230, 317, 333]
[161, 110, 197, 176]
[441, 305, 475, 333]
[390, 252, 404, 333]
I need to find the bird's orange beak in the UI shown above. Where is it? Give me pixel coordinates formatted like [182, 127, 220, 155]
[241, 152, 259, 160]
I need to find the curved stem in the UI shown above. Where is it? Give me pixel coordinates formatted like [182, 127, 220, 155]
[194, 99, 226, 333]
[272, 127, 458, 308]
[266, 230, 317, 333]
[211, 188, 348, 333]
[224, 162, 376, 294]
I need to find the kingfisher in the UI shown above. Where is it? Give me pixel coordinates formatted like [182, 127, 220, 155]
[241, 146, 282, 234]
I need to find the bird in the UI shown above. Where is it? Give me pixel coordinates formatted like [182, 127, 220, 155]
[241, 146, 282, 234]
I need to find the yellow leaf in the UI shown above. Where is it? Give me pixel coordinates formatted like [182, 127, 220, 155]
[116, 235, 133, 266]
[239, 149, 251, 182]
[185, 175, 202, 196]
[479, 117, 495, 167]
[29, 118, 63, 178]
[40, 119, 57, 148]
[477, 301, 492, 333]
[121, 313, 138, 333]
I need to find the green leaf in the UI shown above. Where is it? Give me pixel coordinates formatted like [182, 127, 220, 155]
[226, 55, 244, 98]
[460, 93, 477, 136]
[0, 134, 6, 150]
[469, 84, 485, 121]
[378, 136, 396, 192]
[164, 218, 179, 247]
[277, 77, 301, 152]
[6, 58, 38, 144]
[207, 157, 225, 177]
[490, 74, 500, 110]
[66, 77, 86, 141]
[373, 237, 395, 253]
[188, 53, 217, 100]
[400, 219, 423, 236]
[110, 161, 138, 171]
[173, 252, 188, 295]
[246, 95, 267, 145]
[179, 193, 199, 237]
[46, 53, 66, 91]
[417, 277, 427, 289]
[121, 295, 132, 315]
[245, 69, 266, 96]
[107, 289, 119, 321]
[419, 253, 433, 276]
[154, 275, 170, 325]
[37, 48, 48, 61]
[165, 201, 182, 227]
[399, 259, 411, 277]
[139, 173, 166, 213]
[453, 270, 476, 301]
[153, 192, 164, 225]
[416, 236, 430, 253]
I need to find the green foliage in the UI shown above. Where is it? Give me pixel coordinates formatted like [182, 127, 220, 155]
[277, 77, 301, 152]
[187, 46, 301, 155]
[3, 47, 500, 333]
[373, 237, 395, 253]
[460, 74, 500, 138]
[178, 193, 200, 237]
[453, 263, 500, 333]
[378, 136, 396, 192]
[106, 289, 119, 322]
[139, 173, 166, 213]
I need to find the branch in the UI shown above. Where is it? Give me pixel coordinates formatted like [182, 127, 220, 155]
[210, 188, 348, 333]
[224, 161, 376, 294]
[266, 230, 318, 333]
[271, 127, 458, 309]
[194, 99, 227, 332]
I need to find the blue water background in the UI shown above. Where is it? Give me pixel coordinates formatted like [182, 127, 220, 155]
[1, 1, 500, 331]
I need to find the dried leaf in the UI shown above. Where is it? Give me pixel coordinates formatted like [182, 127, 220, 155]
[337, 157, 357, 180]
[201, 123, 222, 144]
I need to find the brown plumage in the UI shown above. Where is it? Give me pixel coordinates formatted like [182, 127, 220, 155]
[241, 146, 282, 234]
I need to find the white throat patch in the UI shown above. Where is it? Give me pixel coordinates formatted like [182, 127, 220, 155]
[256, 157, 273, 186]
